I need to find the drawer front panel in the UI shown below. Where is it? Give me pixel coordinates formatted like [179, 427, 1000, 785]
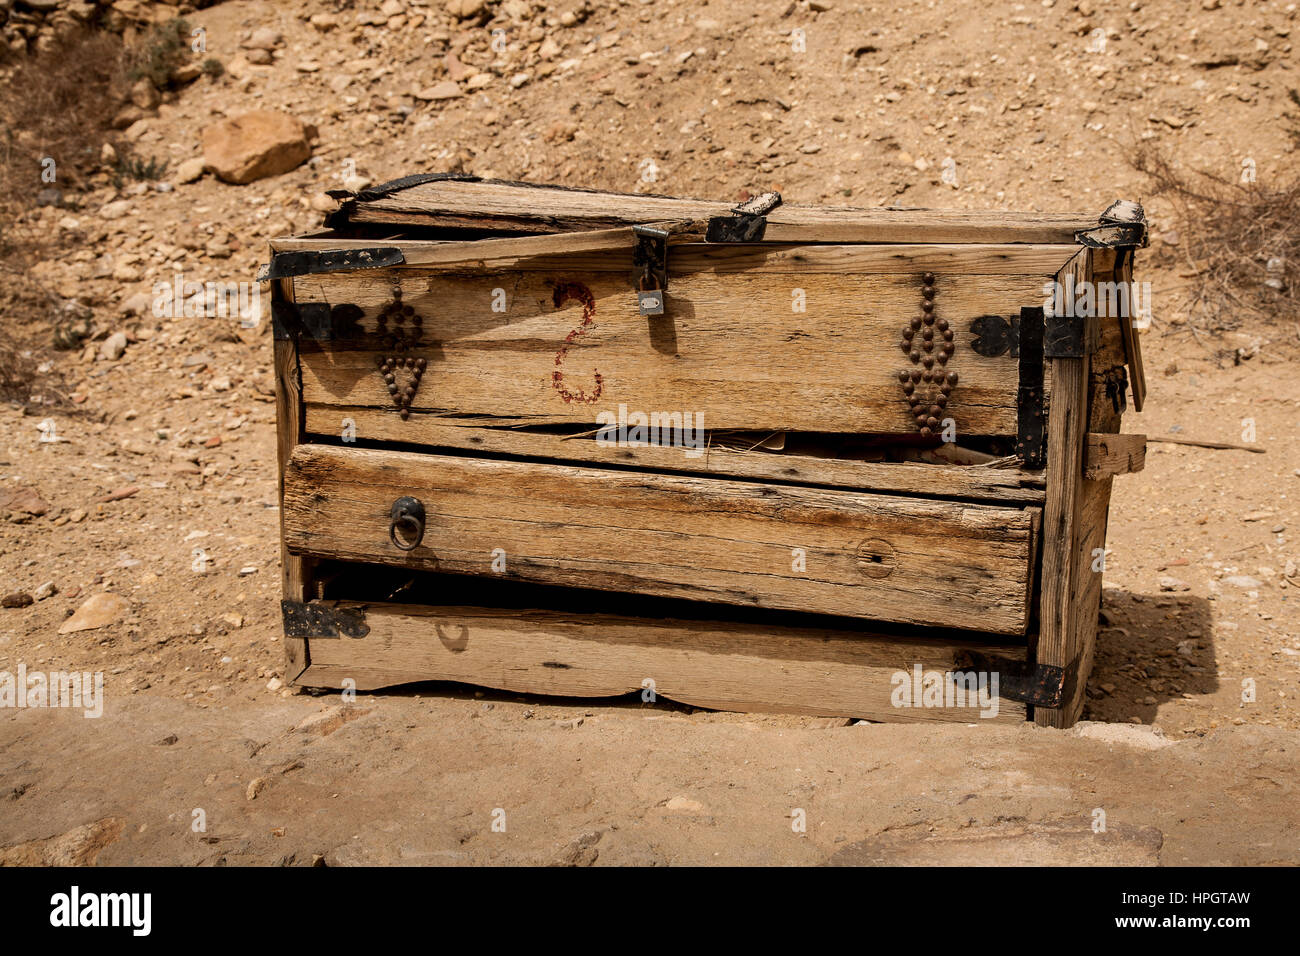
[283, 444, 1039, 634]
[291, 251, 1057, 439]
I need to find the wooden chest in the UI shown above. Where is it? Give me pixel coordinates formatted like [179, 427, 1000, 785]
[265, 176, 1150, 727]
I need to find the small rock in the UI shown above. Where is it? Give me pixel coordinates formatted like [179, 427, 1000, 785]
[266, 677, 283, 692]
[120, 292, 152, 317]
[33, 581, 57, 601]
[1, 487, 50, 516]
[1157, 575, 1189, 592]
[246, 777, 267, 801]
[58, 592, 130, 634]
[129, 78, 160, 111]
[1224, 575, 1263, 589]
[414, 81, 462, 101]
[446, 0, 487, 19]
[243, 28, 282, 51]
[664, 796, 706, 813]
[2, 593, 34, 609]
[100, 332, 128, 361]
[175, 158, 205, 184]
[100, 200, 132, 221]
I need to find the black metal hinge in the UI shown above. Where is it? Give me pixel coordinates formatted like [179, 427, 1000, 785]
[705, 191, 782, 242]
[1016, 306, 1047, 469]
[271, 300, 365, 341]
[257, 246, 406, 283]
[969, 313, 1021, 357]
[1044, 312, 1098, 359]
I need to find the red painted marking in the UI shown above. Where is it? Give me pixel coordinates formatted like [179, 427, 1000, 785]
[551, 281, 603, 404]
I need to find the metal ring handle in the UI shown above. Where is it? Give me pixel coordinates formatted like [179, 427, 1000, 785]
[389, 496, 425, 551]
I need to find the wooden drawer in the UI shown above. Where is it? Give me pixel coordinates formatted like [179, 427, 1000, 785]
[283, 444, 1040, 635]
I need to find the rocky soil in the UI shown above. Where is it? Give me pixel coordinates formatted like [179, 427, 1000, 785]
[1, 0, 1298, 865]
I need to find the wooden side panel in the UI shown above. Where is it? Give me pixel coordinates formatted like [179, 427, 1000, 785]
[295, 265, 1052, 435]
[1035, 250, 1116, 728]
[273, 277, 311, 682]
[282, 445, 1040, 634]
[296, 601, 1027, 723]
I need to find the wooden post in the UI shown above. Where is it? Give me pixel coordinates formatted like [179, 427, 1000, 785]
[1034, 250, 1100, 728]
[273, 276, 312, 683]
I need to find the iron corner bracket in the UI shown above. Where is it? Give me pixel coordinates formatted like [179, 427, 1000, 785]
[281, 600, 370, 640]
[1075, 199, 1148, 249]
[952, 649, 1066, 708]
[705, 190, 783, 242]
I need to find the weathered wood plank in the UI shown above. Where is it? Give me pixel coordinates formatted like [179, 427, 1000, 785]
[295, 269, 1049, 435]
[1060, 478, 1113, 724]
[294, 601, 1027, 723]
[282, 445, 1040, 634]
[338, 178, 1097, 245]
[1084, 433, 1146, 480]
[300, 412, 1048, 505]
[271, 236, 1081, 277]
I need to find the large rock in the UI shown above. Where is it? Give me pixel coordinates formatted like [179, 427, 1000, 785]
[200, 111, 311, 185]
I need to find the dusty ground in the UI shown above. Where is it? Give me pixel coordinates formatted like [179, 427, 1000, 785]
[1, 0, 1298, 865]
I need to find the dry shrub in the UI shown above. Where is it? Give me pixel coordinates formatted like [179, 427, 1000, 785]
[122, 17, 191, 90]
[1134, 145, 1298, 335]
[0, 28, 125, 405]
[0, 29, 124, 197]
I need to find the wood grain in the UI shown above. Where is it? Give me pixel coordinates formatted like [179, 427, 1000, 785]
[294, 268, 1051, 435]
[282, 444, 1040, 634]
[1084, 433, 1146, 479]
[273, 277, 311, 682]
[1035, 250, 1100, 728]
[338, 178, 1097, 245]
[299, 413, 1049, 505]
[271, 235, 1081, 277]
[294, 600, 1027, 723]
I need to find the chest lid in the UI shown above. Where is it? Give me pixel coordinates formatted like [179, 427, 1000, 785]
[323, 173, 1103, 246]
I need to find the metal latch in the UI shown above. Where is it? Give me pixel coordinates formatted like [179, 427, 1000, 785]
[633, 224, 669, 316]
